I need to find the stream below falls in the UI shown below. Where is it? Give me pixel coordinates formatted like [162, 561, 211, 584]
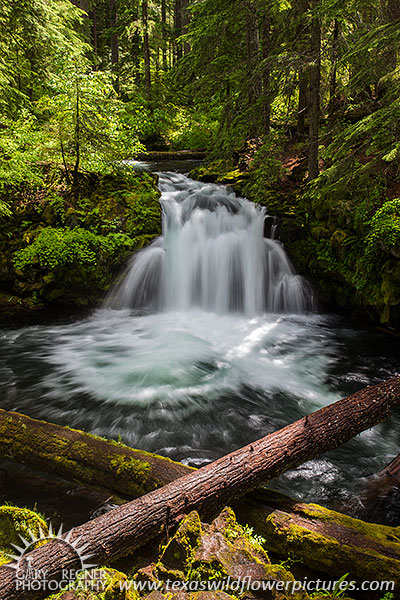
[1, 165, 400, 524]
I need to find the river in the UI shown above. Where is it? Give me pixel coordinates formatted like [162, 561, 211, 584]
[1, 163, 399, 524]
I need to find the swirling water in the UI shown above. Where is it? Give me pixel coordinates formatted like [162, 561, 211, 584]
[1, 168, 399, 522]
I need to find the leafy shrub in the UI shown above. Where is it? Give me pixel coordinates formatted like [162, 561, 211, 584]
[366, 199, 400, 257]
[14, 227, 133, 271]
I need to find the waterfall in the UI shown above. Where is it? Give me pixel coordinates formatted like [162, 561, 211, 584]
[108, 172, 314, 314]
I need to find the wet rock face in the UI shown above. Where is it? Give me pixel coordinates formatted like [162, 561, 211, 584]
[0, 169, 161, 319]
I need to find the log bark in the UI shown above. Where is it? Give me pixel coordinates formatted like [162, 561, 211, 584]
[359, 452, 400, 517]
[138, 150, 207, 160]
[236, 488, 400, 586]
[1, 377, 400, 600]
[0, 409, 191, 499]
[377, 452, 400, 481]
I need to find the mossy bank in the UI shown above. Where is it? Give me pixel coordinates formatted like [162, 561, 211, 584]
[190, 148, 400, 330]
[0, 167, 161, 320]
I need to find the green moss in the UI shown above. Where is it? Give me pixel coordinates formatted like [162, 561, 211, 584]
[160, 511, 203, 571]
[110, 456, 151, 481]
[189, 160, 235, 183]
[0, 505, 49, 560]
[188, 560, 229, 582]
[330, 230, 349, 257]
[299, 502, 400, 546]
[259, 506, 400, 585]
[0, 168, 161, 315]
[46, 567, 138, 600]
[0, 413, 192, 499]
[103, 569, 138, 600]
[366, 199, 400, 258]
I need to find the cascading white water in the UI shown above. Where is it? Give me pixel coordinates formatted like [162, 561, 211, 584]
[2, 166, 400, 518]
[109, 172, 314, 314]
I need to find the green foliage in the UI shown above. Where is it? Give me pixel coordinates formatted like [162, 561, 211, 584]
[38, 66, 145, 174]
[241, 524, 266, 547]
[13, 227, 133, 272]
[366, 199, 400, 260]
[0, 113, 47, 188]
[241, 132, 290, 210]
[247, 132, 287, 182]
[0, 199, 11, 217]
[167, 108, 218, 150]
[0, 0, 86, 115]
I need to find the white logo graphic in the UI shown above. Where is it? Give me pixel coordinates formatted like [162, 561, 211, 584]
[6, 525, 97, 590]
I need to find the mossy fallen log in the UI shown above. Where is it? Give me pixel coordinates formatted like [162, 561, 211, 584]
[236, 488, 400, 587]
[1, 377, 400, 600]
[0, 409, 191, 499]
[138, 150, 207, 161]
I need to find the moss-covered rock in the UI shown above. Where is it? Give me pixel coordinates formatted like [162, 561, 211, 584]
[240, 492, 400, 588]
[0, 504, 48, 552]
[136, 508, 308, 600]
[159, 511, 202, 572]
[0, 167, 161, 318]
[190, 157, 400, 329]
[0, 504, 49, 567]
[46, 568, 139, 600]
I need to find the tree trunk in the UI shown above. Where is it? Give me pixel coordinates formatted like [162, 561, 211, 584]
[0, 409, 191, 500]
[297, 71, 308, 139]
[308, 0, 321, 180]
[377, 452, 400, 481]
[295, 0, 309, 140]
[245, 0, 261, 106]
[162, 0, 168, 71]
[1, 377, 400, 600]
[236, 488, 400, 586]
[110, 0, 119, 92]
[72, 80, 80, 189]
[328, 19, 339, 129]
[181, 0, 190, 55]
[261, 9, 271, 136]
[174, 0, 183, 62]
[60, 140, 71, 185]
[92, 7, 98, 62]
[143, 0, 151, 98]
[382, 0, 400, 73]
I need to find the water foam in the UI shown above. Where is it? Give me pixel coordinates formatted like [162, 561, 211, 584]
[108, 172, 314, 315]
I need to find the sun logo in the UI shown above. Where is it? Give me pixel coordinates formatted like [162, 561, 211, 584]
[6, 524, 97, 576]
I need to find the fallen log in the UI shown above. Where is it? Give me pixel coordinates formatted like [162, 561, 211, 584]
[376, 452, 400, 486]
[236, 488, 400, 586]
[0, 409, 191, 499]
[1, 376, 400, 600]
[137, 150, 207, 161]
[358, 451, 400, 517]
